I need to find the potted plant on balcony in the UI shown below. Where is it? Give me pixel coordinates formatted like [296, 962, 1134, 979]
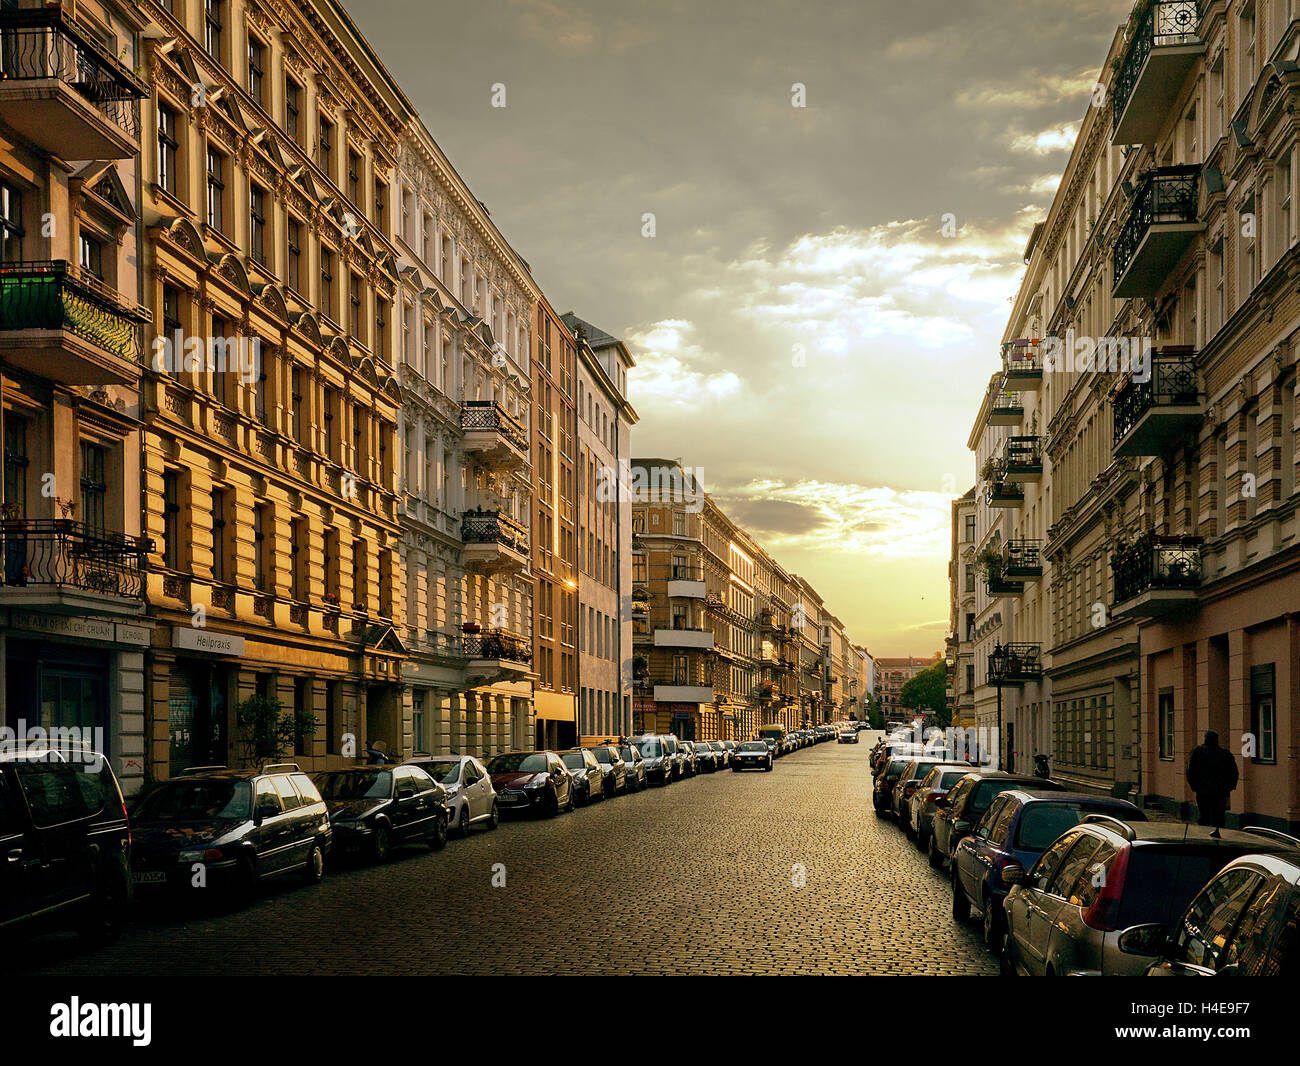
[322, 592, 340, 610]
[54, 497, 76, 529]
[633, 654, 648, 680]
[974, 542, 1003, 580]
[1, 501, 21, 529]
[461, 621, 482, 634]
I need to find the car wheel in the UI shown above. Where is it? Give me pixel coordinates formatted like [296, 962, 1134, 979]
[1000, 938, 1017, 977]
[372, 822, 391, 863]
[79, 866, 129, 946]
[487, 801, 499, 829]
[564, 787, 575, 813]
[545, 789, 560, 817]
[927, 834, 943, 869]
[302, 843, 325, 885]
[429, 811, 448, 851]
[914, 828, 928, 853]
[951, 867, 970, 922]
[458, 806, 471, 837]
[982, 896, 1004, 954]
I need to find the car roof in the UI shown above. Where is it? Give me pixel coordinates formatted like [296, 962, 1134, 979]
[965, 771, 1063, 786]
[1219, 851, 1300, 881]
[1003, 789, 1141, 808]
[1077, 820, 1300, 850]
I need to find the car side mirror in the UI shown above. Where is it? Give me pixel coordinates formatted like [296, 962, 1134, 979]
[396, 785, 415, 799]
[254, 801, 276, 824]
[1001, 865, 1026, 887]
[953, 820, 971, 836]
[1117, 923, 1168, 957]
[934, 797, 947, 808]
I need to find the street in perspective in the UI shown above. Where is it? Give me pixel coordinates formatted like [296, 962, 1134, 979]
[0, 0, 1297, 1041]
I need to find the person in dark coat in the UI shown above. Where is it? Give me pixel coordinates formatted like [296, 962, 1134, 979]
[1186, 731, 1239, 831]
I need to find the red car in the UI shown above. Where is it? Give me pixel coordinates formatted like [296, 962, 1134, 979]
[485, 751, 574, 817]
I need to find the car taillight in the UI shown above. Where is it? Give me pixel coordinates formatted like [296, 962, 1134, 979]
[924, 791, 944, 803]
[1081, 844, 1129, 932]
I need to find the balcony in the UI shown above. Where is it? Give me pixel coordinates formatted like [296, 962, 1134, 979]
[1112, 348, 1202, 457]
[0, 519, 150, 612]
[985, 568, 1024, 597]
[1113, 166, 1202, 298]
[985, 481, 1024, 509]
[1111, 1, 1204, 146]
[999, 436, 1043, 483]
[460, 400, 529, 472]
[1112, 533, 1202, 619]
[1002, 538, 1043, 580]
[653, 627, 715, 651]
[0, 261, 150, 385]
[462, 627, 533, 685]
[1002, 340, 1042, 390]
[986, 384, 1024, 426]
[460, 508, 529, 573]
[665, 563, 706, 600]
[0, 9, 147, 160]
[987, 643, 1042, 686]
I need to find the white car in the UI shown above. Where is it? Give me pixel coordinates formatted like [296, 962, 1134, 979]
[406, 754, 498, 836]
[837, 730, 858, 744]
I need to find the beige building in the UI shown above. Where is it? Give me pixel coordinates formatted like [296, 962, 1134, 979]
[947, 488, 978, 729]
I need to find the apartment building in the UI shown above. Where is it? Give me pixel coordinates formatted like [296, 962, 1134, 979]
[947, 487, 978, 729]
[877, 655, 942, 721]
[0, 0, 153, 792]
[792, 576, 826, 726]
[564, 312, 637, 744]
[980, 2, 1300, 828]
[392, 103, 540, 760]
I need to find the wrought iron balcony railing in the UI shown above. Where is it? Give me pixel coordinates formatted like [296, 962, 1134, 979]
[1000, 435, 1042, 475]
[0, 260, 150, 363]
[1112, 534, 1202, 604]
[987, 382, 1024, 425]
[1113, 165, 1200, 282]
[0, 518, 150, 599]
[1112, 348, 1199, 447]
[461, 627, 532, 665]
[1112, 1, 1203, 135]
[459, 400, 528, 454]
[1002, 538, 1043, 578]
[985, 480, 1024, 507]
[0, 8, 147, 140]
[1002, 339, 1042, 379]
[987, 643, 1042, 685]
[460, 508, 528, 554]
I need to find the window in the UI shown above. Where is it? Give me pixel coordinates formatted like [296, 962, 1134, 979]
[318, 116, 333, 177]
[247, 36, 265, 105]
[286, 218, 301, 292]
[285, 77, 302, 143]
[1029, 830, 1083, 891]
[1158, 689, 1175, 760]
[211, 489, 229, 583]
[162, 470, 180, 569]
[323, 528, 339, 601]
[254, 355, 268, 425]
[249, 185, 266, 265]
[79, 234, 103, 280]
[347, 150, 360, 205]
[252, 504, 268, 591]
[1277, 152, 1293, 259]
[157, 103, 178, 195]
[349, 273, 362, 340]
[1250, 664, 1276, 763]
[322, 386, 336, 458]
[320, 247, 335, 318]
[204, 0, 223, 63]
[210, 314, 230, 404]
[206, 146, 225, 233]
[373, 176, 385, 228]
[79, 443, 107, 533]
[4, 417, 28, 517]
[291, 366, 305, 444]
[1177, 869, 1261, 970]
[290, 516, 307, 600]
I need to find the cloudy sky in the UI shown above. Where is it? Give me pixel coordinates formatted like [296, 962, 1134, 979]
[350, 0, 1131, 656]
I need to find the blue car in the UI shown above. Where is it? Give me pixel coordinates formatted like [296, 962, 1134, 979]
[951, 790, 1145, 953]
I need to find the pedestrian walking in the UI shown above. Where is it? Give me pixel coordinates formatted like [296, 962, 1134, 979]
[1186, 730, 1239, 833]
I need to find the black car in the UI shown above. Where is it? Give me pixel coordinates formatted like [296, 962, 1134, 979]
[131, 763, 332, 899]
[487, 751, 575, 816]
[0, 745, 131, 946]
[559, 749, 605, 805]
[733, 740, 773, 772]
[314, 765, 449, 862]
[927, 770, 1066, 870]
[692, 741, 718, 773]
[589, 745, 628, 796]
[619, 744, 648, 790]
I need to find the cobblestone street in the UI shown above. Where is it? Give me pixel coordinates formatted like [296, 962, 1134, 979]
[11, 735, 994, 976]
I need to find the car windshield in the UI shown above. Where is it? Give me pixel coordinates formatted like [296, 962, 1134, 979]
[619, 747, 637, 761]
[971, 781, 1015, 817]
[885, 759, 909, 779]
[740, 741, 768, 752]
[1015, 804, 1125, 850]
[636, 739, 662, 757]
[592, 749, 612, 763]
[488, 753, 548, 774]
[939, 771, 970, 788]
[1116, 850, 1242, 929]
[421, 760, 461, 784]
[316, 770, 392, 800]
[135, 779, 251, 821]
[562, 753, 587, 770]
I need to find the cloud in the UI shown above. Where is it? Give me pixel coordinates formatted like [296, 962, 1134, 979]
[623, 319, 742, 409]
[507, 0, 656, 55]
[1008, 121, 1081, 155]
[955, 70, 1100, 110]
[714, 497, 830, 536]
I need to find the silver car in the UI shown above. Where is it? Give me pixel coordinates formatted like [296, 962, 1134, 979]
[405, 754, 498, 836]
[1001, 818, 1299, 976]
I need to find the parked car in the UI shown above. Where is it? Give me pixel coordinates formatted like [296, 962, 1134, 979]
[692, 741, 718, 773]
[315, 765, 449, 862]
[705, 741, 730, 769]
[678, 740, 699, 777]
[1144, 839, 1300, 977]
[733, 740, 774, 771]
[559, 749, 605, 805]
[907, 764, 975, 851]
[486, 751, 574, 816]
[951, 790, 1145, 953]
[619, 744, 648, 790]
[588, 745, 628, 796]
[629, 736, 676, 786]
[890, 758, 952, 828]
[0, 744, 131, 946]
[872, 756, 915, 818]
[132, 763, 331, 899]
[721, 740, 740, 764]
[928, 771, 1067, 870]
[837, 729, 858, 744]
[405, 754, 498, 835]
[1003, 820, 1300, 976]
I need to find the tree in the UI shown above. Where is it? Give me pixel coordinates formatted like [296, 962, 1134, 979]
[235, 694, 317, 767]
[897, 661, 949, 727]
[864, 693, 885, 730]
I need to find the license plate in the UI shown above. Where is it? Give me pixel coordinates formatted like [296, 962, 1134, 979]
[499, 794, 521, 803]
[132, 870, 166, 884]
